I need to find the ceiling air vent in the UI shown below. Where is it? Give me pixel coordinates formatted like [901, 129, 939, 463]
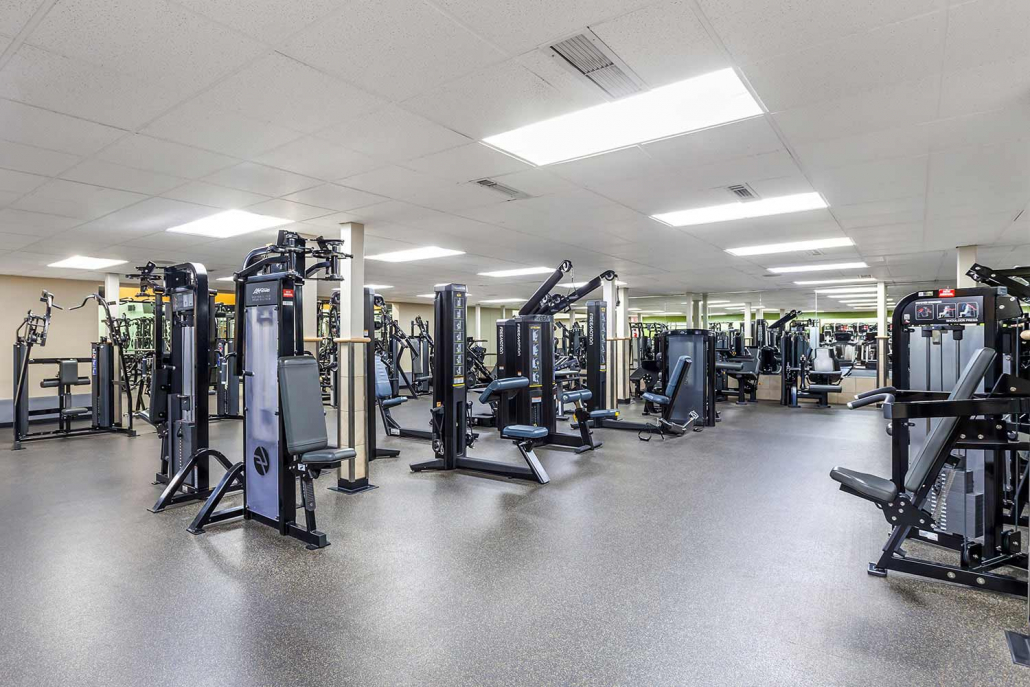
[474, 178, 530, 201]
[727, 184, 760, 202]
[548, 31, 645, 100]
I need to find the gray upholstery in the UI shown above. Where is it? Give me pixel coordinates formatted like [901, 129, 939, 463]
[381, 396, 406, 408]
[501, 425, 548, 440]
[829, 467, 898, 504]
[642, 391, 670, 405]
[300, 447, 356, 466]
[479, 376, 529, 403]
[374, 358, 396, 400]
[278, 356, 329, 456]
[667, 355, 690, 393]
[809, 384, 842, 393]
[562, 389, 592, 404]
[590, 409, 618, 419]
[903, 347, 995, 493]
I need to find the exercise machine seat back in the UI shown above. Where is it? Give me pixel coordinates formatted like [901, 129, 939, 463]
[642, 355, 691, 406]
[278, 356, 355, 469]
[479, 377, 548, 440]
[829, 347, 995, 504]
[375, 358, 407, 408]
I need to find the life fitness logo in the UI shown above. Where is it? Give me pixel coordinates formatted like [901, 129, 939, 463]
[253, 446, 271, 476]
[938, 288, 955, 298]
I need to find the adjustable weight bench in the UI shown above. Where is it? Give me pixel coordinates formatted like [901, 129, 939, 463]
[829, 348, 1019, 588]
[640, 355, 698, 439]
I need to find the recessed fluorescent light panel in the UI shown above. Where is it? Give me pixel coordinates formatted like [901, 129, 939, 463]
[364, 284, 393, 290]
[167, 209, 293, 238]
[725, 237, 852, 257]
[478, 267, 554, 278]
[768, 262, 867, 274]
[654, 192, 827, 227]
[216, 277, 235, 282]
[565, 280, 628, 288]
[417, 294, 436, 298]
[794, 277, 877, 286]
[817, 287, 878, 295]
[367, 247, 465, 263]
[480, 298, 524, 303]
[48, 255, 127, 270]
[482, 68, 762, 165]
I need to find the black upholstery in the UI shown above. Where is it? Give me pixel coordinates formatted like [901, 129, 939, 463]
[903, 348, 994, 493]
[642, 355, 690, 406]
[278, 356, 346, 467]
[375, 358, 407, 406]
[501, 425, 548, 440]
[562, 389, 592, 404]
[829, 467, 898, 503]
[479, 376, 529, 403]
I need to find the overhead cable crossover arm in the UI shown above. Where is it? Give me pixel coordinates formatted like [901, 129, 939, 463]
[769, 309, 800, 331]
[535, 270, 618, 316]
[519, 260, 573, 316]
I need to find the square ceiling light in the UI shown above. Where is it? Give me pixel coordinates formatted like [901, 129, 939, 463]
[367, 247, 465, 262]
[654, 192, 827, 227]
[167, 209, 294, 238]
[482, 68, 762, 166]
[48, 256, 127, 270]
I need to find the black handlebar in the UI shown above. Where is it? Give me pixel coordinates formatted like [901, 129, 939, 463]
[855, 386, 896, 400]
[847, 393, 894, 410]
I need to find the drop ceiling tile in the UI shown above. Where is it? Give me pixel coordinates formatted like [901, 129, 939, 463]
[98, 135, 238, 179]
[403, 181, 508, 213]
[161, 181, 270, 209]
[1, 1, 46, 36]
[0, 139, 80, 176]
[0, 44, 183, 129]
[282, 184, 386, 212]
[0, 208, 82, 236]
[318, 105, 471, 164]
[488, 168, 578, 197]
[551, 146, 668, 187]
[0, 190, 20, 207]
[402, 143, 530, 183]
[12, 179, 147, 220]
[427, 0, 654, 54]
[771, 76, 941, 143]
[695, 0, 944, 64]
[202, 163, 321, 197]
[809, 155, 929, 207]
[302, 211, 369, 229]
[244, 199, 335, 222]
[0, 98, 125, 156]
[0, 168, 46, 195]
[256, 137, 381, 181]
[641, 116, 783, 169]
[77, 197, 217, 234]
[60, 160, 184, 196]
[924, 105, 1030, 153]
[281, 0, 505, 101]
[0, 231, 44, 250]
[944, 0, 1030, 73]
[337, 166, 451, 199]
[143, 100, 302, 159]
[172, 0, 346, 44]
[194, 53, 386, 135]
[27, 0, 265, 95]
[832, 196, 926, 220]
[348, 200, 444, 224]
[591, 0, 728, 88]
[743, 12, 947, 112]
[402, 54, 605, 140]
[938, 55, 1030, 119]
[792, 125, 931, 173]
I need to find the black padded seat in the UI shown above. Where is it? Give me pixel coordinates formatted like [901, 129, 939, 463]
[809, 384, 842, 393]
[716, 361, 744, 371]
[562, 389, 592, 404]
[479, 376, 529, 403]
[501, 425, 548, 440]
[279, 355, 351, 469]
[61, 407, 90, 417]
[829, 467, 898, 504]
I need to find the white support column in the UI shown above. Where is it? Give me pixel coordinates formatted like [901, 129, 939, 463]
[602, 279, 618, 408]
[616, 286, 630, 402]
[957, 245, 978, 288]
[103, 273, 122, 422]
[683, 293, 695, 328]
[475, 304, 482, 340]
[337, 222, 368, 490]
[743, 302, 752, 345]
[302, 274, 318, 355]
[701, 293, 709, 330]
[875, 280, 889, 387]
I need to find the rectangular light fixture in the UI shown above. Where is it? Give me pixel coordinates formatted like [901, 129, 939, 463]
[768, 261, 867, 274]
[367, 246, 465, 263]
[817, 287, 878, 295]
[478, 267, 554, 278]
[167, 209, 293, 238]
[365, 284, 393, 290]
[417, 293, 435, 298]
[709, 302, 746, 308]
[654, 192, 827, 228]
[482, 68, 762, 166]
[794, 277, 876, 286]
[480, 298, 524, 303]
[705, 300, 731, 305]
[48, 255, 127, 270]
[725, 237, 853, 257]
[216, 276, 235, 282]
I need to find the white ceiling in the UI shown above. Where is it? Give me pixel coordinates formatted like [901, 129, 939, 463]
[0, 0, 1026, 311]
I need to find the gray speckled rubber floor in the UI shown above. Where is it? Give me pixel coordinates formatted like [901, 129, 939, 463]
[0, 399, 1026, 686]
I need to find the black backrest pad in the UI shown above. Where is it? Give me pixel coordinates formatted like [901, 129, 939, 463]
[278, 355, 328, 455]
[903, 348, 996, 493]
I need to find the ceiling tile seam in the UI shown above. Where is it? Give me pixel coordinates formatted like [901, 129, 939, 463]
[0, 0, 60, 73]
[418, 0, 515, 59]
